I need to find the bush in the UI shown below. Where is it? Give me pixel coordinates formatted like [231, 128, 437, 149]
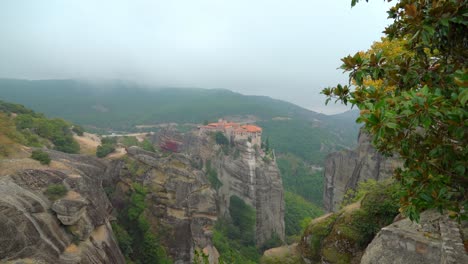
[72, 125, 85, 136]
[31, 150, 51, 165]
[44, 184, 67, 200]
[96, 144, 115, 158]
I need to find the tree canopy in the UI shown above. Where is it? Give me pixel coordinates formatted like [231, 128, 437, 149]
[322, 0, 467, 221]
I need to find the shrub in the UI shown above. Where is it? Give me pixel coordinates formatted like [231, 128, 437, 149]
[44, 184, 67, 200]
[96, 144, 115, 158]
[72, 125, 85, 136]
[31, 150, 51, 165]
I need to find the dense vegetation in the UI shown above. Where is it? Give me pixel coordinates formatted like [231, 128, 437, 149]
[284, 191, 323, 242]
[0, 100, 80, 154]
[277, 154, 323, 205]
[205, 160, 222, 190]
[299, 180, 400, 263]
[96, 137, 117, 158]
[112, 183, 171, 264]
[258, 119, 353, 163]
[323, 0, 467, 221]
[213, 195, 259, 264]
[96, 136, 155, 158]
[0, 81, 360, 164]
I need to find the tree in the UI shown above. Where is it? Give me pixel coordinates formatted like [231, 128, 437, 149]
[322, 0, 467, 221]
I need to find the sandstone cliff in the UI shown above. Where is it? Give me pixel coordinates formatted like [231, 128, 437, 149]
[323, 130, 400, 212]
[105, 146, 219, 264]
[184, 132, 285, 246]
[0, 150, 125, 264]
[215, 140, 285, 246]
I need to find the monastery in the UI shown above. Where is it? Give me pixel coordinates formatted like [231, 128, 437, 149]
[199, 119, 262, 146]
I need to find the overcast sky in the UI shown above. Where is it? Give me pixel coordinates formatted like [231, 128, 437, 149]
[0, 0, 392, 114]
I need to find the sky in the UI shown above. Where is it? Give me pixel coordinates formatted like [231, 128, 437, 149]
[0, 0, 393, 114]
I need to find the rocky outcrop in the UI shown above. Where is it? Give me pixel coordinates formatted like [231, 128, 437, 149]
[214, 140, 285, 246]
[170, 131, 285, 247]
[323, 130, 400, 212]
[0, 150, 125, 264]
[108, 146, 218, 264]
[361, 210, 468, 264]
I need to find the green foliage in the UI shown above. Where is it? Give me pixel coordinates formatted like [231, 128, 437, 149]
[259, 233, 283, 252]
[205, 160, 222, 190]
[96, 143, 115, 158]
[215, 131, 229, 146]
[44, 184, 67, 200]
[229, 196, 256, 245]
[112, 222, 133, 257]
[120, 136, 139, 147]
[119, 136, 155, 152]
[0, 83, 360, 164]
[101, 137, 117, 145]
[301, 215, 337, 261]
[72, 125, 85, 136]
[212, 195, 260, 263]
[350, 181, 400, 246]
[322, 0, 467, 221]
[277, 154, 323, 205]
[213, 219, 259, 264]
[260, 252, 304, 264]
[140, 139, 155, 152]
[0, 100, 80, 154]
[31, 149, 51, 165]
[111, 183, 172, 264]
[258, 119, 356, 163]
[284, 191, 324, 239]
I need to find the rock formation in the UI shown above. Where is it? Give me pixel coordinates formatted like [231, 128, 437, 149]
[106, 146, 218, 264]
[361, 210, 468, 264]
[214, 140, 285, 245]
[323, 130, 400, 212]
[0, 150, 125, 264]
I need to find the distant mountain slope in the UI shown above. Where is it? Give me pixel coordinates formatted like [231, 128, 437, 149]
[0, 79, 360, 163]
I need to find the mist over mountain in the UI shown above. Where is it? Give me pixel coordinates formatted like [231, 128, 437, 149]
[0, 78, 360, 163]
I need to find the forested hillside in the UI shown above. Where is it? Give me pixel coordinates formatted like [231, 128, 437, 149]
[0, 79, 360, 164]
[0, 79, 361, 242]
[0, 100, 80, 156]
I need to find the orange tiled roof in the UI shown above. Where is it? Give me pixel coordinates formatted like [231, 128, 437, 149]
[241, 124, 262, 133]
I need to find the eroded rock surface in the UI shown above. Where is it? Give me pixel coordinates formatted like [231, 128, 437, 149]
[361, 210, 468, 264]
[0, 150, 124, 264]
[108, 146, 218, 264]
[323, 130, 400, 212]
[199, 138, 285, 246]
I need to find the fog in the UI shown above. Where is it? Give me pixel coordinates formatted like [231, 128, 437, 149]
[0, 0, 392, 114]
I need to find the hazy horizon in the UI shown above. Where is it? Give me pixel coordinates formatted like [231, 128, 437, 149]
[1, 0, 393, 114]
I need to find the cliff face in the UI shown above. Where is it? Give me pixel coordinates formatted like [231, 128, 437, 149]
[183, 132, 285, 246]
[106, 146, 219, 264]
[323, 130, 400, 212]
[215, 140, 285, 245]
[0, 150, 125, 264]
